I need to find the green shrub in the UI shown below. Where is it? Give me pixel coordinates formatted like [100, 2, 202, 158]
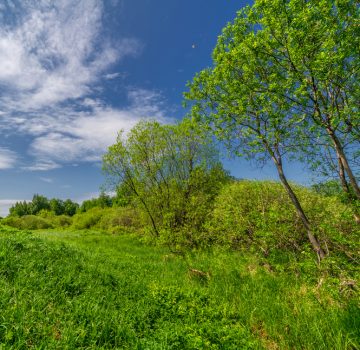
[96, 207, 141, 233]
[71, 208, 104, 229]
[3, 206, 140, 232]
[2, 215, 53, 230]
[71, 206, 141, 232]
[53, 215, 73, 228]
[207, 181, 357, 253]
[35, 210, 73, 228]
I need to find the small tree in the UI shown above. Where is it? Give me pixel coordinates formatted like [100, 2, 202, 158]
[103, 119, 229, 245]
[30, 194, 50, 215]
[63, 199, 79, 217]
[9, 201, 31, 217]
[50, 198, 65, 216]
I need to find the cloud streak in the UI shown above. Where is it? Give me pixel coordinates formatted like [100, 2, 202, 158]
[15, 89, 168, 164]
[0, 0, 167, 169]
[0, 148, 17, 169]
[0, 0, 140, 110]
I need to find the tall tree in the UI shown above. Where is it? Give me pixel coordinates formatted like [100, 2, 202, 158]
[184, 0, 360, 258]
[252, 0, 360, 220]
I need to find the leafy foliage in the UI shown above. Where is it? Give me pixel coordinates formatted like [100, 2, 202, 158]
[9, 195, 79, 217]
[71, 207, 141, 233]
[2, 215, 54, 230]
[207, 181, 358, 258]
[79, 192, 113, 213]
[103, 119, 230, 245]
[184, 0, 360, 257]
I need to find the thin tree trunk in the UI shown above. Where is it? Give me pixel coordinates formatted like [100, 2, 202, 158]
[273, 158, 326, 259]
[124, 176, 160, 237]
[337, 154, 350, 194]
[309, 80, 359, 199]
[138, 196, 160, 237]
[327, 128, 360, 200]
[261, 137, 326, 259]
[337, 154, 360, 224]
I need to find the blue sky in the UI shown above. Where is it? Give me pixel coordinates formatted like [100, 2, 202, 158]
[0, 0, 314, 215]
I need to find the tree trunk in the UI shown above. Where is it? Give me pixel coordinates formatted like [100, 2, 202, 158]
[327, 128, 360, 200]
[273, 159, 326, 260]
[337, 154, 350, 194]
[125, 177, 160, 237]
[337, 154, 360, 224]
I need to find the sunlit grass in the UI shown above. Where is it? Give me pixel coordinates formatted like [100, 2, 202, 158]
[0, 227, 358, 349]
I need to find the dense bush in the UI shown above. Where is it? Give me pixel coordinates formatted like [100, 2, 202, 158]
[3, 206, 141, 233]
[54, 215, 73, 228]
[206, 181, 358, 256]
[37, 211, 73, 228]
[3, 180, 357, 265]
[96, 207, 141, 233]
[2, 215, 54, 230]
[71, 208, 104, 230]
[71, 207, 141, 233]
[3, 211, 72, 230]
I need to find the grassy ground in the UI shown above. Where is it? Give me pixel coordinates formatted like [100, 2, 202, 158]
[0, 226, 358, 349]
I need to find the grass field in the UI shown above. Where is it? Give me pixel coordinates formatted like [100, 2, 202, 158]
[0, 226, 358, 349]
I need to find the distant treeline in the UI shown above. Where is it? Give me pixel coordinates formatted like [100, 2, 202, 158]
[8, 192, 125, 217]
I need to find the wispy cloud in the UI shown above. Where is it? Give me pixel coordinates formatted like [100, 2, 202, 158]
[104, 72, 122, 80]
[0, 148, 17, 169]
[0, 0, 140, 111]
[0, 0, 167, 170]
[39, 177, 53, 183]
[19, 89, 169, 163]
[21, 160, 60, 171]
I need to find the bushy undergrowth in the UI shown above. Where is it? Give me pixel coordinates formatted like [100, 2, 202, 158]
[1, 215, 54, 230]
[2, 207, 141, 233]
[157, 180, 358, 259]
[0, 229, 358, 349]
[206, 181, 358, 252]
[71, 207, 141, 233]
[2, 181, 358, 265]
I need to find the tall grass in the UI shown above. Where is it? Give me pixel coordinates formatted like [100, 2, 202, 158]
[0, 227, 358, 349]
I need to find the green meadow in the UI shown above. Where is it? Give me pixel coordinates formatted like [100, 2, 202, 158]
[0, 226, 358, 349]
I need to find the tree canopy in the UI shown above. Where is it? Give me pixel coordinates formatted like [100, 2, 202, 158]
[185, 0, 360, 257]
[9, 195, 79, 217]
[103, 119, 229, 245]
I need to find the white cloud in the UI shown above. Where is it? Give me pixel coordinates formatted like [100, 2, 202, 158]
[0, 1, 140, 110]
[104, 72, 121, 80]
[27, 90, 170, 163]
[39, 177, 53, 183]
[0, 0, 168, 169]
[22, 160, 60, 171]
[0, 148, 17, 169]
